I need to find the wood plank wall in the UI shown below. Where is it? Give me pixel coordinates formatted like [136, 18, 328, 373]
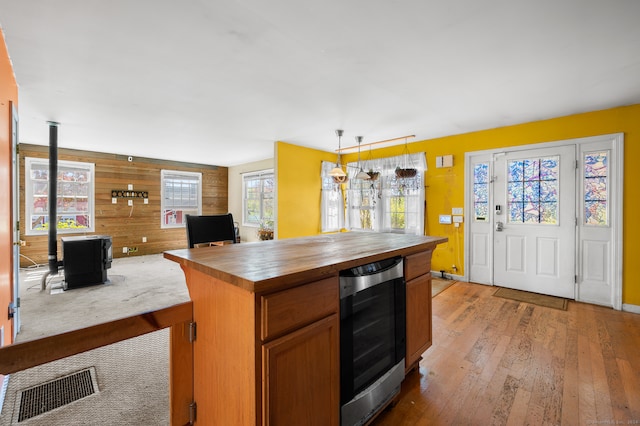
[19, 144, 228, 267]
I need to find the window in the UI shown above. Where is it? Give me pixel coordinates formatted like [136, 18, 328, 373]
[473, 163, 489, 221]
[321, 161, 345, 232]
[583, 150, 608, 226]
[344, 153, 426, 235]
[161, 170, 202, 228]
[507, 156, 559, 224]
[242, 169, 274, 227]
[25, 157, 95, 235]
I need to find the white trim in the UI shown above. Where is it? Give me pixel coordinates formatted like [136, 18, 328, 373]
[24, 157, 96, 235]
[464, 133, 623, 309]
[431, 271, 467, 282]
[241, 168, 274, 228]
[622, 304, 640, 314]
[612, 134, 624, 311]
[160, 169, 202, 229]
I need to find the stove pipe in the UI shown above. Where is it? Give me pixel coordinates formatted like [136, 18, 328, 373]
[47, 121, 61, 275]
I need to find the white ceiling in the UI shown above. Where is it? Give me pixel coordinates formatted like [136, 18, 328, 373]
[1, 0, 639, 167]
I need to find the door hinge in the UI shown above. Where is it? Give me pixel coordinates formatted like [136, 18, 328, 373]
[189, 321, 197, 343]
[8, 301, 16, 319]
[575, 275, 578, 284]
[189, 401, 197, 424]
[575, 160, 579, 169]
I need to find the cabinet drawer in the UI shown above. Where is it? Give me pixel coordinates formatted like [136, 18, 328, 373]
[261, 276, 338, 341]
[404, 250, 432, 281]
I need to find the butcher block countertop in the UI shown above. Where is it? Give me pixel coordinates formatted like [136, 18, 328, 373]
[164, 232, 447, 294]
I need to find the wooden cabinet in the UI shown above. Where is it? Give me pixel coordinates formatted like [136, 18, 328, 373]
[260, 277, 339, 426]
[183, 267, 339, 425]
[404, 251, 432, 373]
[263, 314, 339, 426]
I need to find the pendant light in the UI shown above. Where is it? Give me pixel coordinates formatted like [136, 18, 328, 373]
[355, 136, 371, 180]
[329, 129, 347, 178]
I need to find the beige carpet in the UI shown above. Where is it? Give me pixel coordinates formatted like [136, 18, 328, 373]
[493, 287, 569, 310]
[432, 278, 455, 297]
[1, 254, 189, 425]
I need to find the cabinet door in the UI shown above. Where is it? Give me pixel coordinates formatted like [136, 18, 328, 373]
[262, 314, 339, 426]
[405, 273, 432, 372]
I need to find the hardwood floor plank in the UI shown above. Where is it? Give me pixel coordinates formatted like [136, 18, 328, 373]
[505, 387, 532, 426]
[371, 282, 640, 426]
[617, 358, 640, 419]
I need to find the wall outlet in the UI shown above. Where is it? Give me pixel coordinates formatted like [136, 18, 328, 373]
[128, 199, 133, 206]
[128, 184, 133, 190]
[112, 198, 117, 204]
[122, 247, 128, 253]
[144, 198, 148, 204]
[142, 237, 147, 243]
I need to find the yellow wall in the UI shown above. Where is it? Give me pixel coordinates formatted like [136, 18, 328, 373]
[275, 141, 337, 239]
[275, 104, 640, 306]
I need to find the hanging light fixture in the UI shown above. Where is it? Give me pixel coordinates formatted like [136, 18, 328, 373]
[355, 136, 371, 180]
[329, 129, 347, 178]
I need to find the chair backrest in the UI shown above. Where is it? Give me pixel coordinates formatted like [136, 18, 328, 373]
[185, 213, 237, 248]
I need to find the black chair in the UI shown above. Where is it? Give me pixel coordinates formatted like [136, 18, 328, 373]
[185, 213, 237, 248]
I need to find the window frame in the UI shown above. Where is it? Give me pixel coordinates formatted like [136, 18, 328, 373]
[344, 153, 426, 235]
[242, 169, 274, 228]
[160, 169, 202, 229]
[25, 157, 96, 236]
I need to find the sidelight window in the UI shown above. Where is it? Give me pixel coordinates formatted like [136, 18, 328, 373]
[473, 162, 489, 221]
[583, 151, 608, 226]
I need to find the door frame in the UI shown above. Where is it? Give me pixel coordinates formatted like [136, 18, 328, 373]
[11, 103, 20, 337]
[463, 133, 623, 310]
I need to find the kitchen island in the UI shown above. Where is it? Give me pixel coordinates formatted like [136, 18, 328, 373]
[164, 231, 447, 425]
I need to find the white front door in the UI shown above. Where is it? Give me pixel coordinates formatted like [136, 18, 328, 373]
[493, 145, 576, 298]
[467, 134, 623, 308]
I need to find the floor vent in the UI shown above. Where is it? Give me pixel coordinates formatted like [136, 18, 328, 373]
[15, 367, 98, 423]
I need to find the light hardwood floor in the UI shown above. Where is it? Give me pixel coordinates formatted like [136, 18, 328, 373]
[374, 281, 640, 425]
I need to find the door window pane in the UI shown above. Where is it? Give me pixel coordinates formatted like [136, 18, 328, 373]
[507, 156, 558, 224]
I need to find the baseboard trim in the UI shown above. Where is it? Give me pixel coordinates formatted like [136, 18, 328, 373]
[622, 303, 640, 314]
[431, 271, 465, 282]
